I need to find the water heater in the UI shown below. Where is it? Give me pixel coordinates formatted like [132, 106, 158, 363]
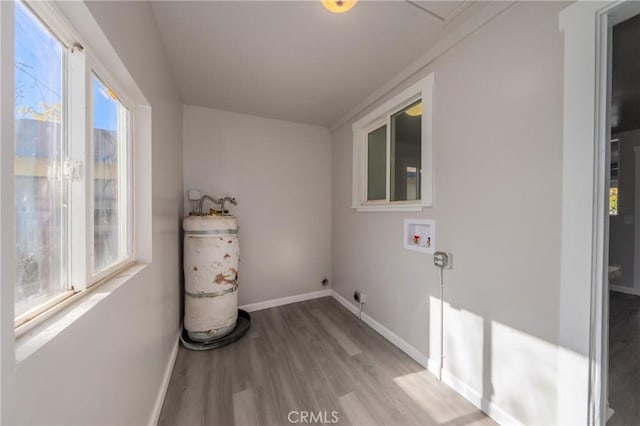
[183, 215, 239, 342]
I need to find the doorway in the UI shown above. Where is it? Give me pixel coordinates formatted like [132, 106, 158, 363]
[606, 11, 640, 426]
[559, 2, 640, 425]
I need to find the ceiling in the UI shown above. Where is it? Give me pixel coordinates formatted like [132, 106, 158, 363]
[150, 1, 480, 128]
[612, 13, 640, 134]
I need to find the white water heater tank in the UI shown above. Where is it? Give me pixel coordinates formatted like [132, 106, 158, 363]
[183, 215, 239, 342]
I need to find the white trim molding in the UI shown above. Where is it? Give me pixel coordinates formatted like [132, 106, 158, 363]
[355, 205, 426, 213]
[557, 3, 605, 424]
[331, 290, 429, 367]
[558, 1, 640, 425]
[149, 333, 180, 426]
[239, 289, 332, 312]
[330, 2, 515, 132]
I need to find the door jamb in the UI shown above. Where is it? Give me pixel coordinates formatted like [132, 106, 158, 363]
[559, 1, 640, 425]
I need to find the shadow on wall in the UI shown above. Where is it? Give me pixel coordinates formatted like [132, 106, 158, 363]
[435, 299, 559, 424]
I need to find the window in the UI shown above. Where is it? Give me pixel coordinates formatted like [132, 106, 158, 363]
[14, 0, 68, 319]
[366, 124, 386, 201]
[390, 100, 422, 202]
[11, 1, 134, 328]
[352, 73, 434, 211]
[91, 75, 131, 275]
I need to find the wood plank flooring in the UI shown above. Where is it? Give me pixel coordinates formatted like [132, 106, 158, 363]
[158, 297, 494, 426]
[608, 291, 640, 426]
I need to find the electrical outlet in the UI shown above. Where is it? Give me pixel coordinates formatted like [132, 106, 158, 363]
[353, 290, 365, 304]
[434, 252, 452, 269]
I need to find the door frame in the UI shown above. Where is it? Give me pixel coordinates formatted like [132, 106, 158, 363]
[559, 1, 640, 425]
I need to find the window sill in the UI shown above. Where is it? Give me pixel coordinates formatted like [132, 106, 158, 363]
[14, 262, 148, 363]
[354, 204, 429, 212]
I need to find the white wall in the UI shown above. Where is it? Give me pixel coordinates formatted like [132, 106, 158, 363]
[332, 2, 565, 425]
[183, 105, 332, 306]
[1, 1, 183, 424]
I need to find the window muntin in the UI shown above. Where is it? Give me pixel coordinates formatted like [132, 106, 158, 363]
[14, 0, 70, 318]
[367, 125, 387, 201]
[91, 75, 131, 275]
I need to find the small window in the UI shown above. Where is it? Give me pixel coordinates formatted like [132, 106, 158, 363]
[352, 73, 434, 211]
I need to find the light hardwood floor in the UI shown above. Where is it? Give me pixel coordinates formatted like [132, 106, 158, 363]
[158, 297, 494, 426]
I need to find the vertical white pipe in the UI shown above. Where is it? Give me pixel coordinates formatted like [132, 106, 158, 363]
[439, 266, 444, 381]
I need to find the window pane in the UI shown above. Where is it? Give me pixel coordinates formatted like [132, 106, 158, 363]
[92, 75, 130, 274]
[391, 100, 421, 201]
[14, 1, 68, 317]
[367, 125, 386, 201]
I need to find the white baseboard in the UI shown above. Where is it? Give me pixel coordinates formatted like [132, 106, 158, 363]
[149, 333, 180, 426]
[239, 289, 332, 312]
[426, 359, 521, 426]
[330, 290, 520, 426]
[330, 290, 430, 367]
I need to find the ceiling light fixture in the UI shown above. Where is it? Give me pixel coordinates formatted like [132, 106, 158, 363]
[321, 0, 358, 14]
[405, 103, 422, 117]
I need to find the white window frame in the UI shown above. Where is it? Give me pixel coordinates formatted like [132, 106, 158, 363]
[352, 72, 434, 212]
[9, 0, 136, 329]
[362, 118, 387, 204]
[86, 66, 134, 285]
[10, 0, 75, 327]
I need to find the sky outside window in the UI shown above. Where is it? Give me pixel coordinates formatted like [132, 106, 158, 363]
[15, 1, 116, 131]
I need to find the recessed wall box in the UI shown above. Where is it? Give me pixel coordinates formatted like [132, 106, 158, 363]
[403, 219, 435, 253]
